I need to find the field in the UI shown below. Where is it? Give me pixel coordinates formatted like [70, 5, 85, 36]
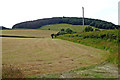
[2, 29, 58, 38]
[39, 24, 90, 32]
[57, 30, 119, 64]
[2, 29, 118, 78]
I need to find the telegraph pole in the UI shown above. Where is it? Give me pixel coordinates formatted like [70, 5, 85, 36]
[118, 2, 120, 76]
[82, 7, 84, 32]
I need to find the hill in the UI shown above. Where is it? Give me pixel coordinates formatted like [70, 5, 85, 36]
[0, 26, 10, 30]
[39, 24, 90, 32]
[12, 17, 119, 29]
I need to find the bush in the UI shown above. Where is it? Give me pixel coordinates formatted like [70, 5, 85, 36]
[85, 26, 93, 32]
[55, 28, 76, 36]
[66, 28, 73, 34]
[61, 28, 64, 31]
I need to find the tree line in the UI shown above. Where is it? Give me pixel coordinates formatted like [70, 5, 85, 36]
[12, 17, 119, 29]
[0, 26, 10, 30]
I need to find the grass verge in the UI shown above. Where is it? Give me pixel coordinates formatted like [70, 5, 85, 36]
[57, 29, 119, 64]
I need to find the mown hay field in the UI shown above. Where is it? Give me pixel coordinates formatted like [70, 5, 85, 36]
[2, 29, 58, 38]
[2, 29, 108, 78]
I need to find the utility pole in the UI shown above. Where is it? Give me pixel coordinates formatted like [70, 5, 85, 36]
[118, 1, 120, 25]
[82, 7, 84, 32]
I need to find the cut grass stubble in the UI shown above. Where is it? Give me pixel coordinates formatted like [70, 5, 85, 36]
[2, 29, 108, 78]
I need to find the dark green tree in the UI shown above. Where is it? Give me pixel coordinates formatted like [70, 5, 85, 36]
[66, 28, 73, 34]
[51, 34, 54, 38]
[85, 26, 93, 32]
[61, 28, 64, 31]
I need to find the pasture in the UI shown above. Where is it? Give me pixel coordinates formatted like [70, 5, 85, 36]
[2, 29, 116, 78]
[39, 24, 89, 32]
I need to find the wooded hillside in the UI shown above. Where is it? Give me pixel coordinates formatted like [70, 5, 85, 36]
[12, 17, 119, 29]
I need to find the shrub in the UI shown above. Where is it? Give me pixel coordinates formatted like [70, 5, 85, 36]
[66, 28, 73, 34]
[51, 34, 54, 38]
[61, 28, 64, 31]
[85, 26, 93, 32]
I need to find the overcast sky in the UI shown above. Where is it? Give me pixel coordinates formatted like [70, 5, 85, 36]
[0, 0, 119, 28]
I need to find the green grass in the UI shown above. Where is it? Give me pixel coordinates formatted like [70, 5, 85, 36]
[39, 24, 104, 32]
[57, 29, 119, 64]
[42, 74, 59, 78]
[39, 24, 90, 32]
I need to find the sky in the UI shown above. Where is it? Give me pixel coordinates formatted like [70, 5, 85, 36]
[0, 0, 119, 28]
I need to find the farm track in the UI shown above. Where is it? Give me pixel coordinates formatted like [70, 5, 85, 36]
[59, 61, 118, 78]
